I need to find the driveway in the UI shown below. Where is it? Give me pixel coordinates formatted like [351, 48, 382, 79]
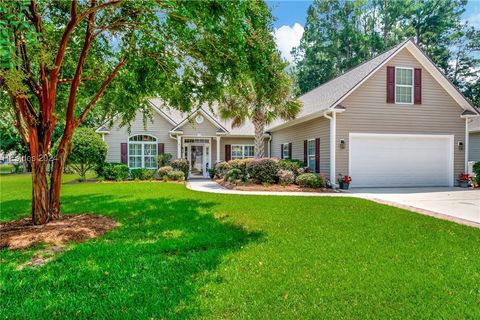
[351, 187, 480, 226]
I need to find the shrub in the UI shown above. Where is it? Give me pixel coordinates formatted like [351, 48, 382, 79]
[171, 159, 189, 178]
[208, 167, 217, 179]
[228, 158, 252, 177]
[278, 159, 303, 175]
[277, 169, 295, 186]
[215, 161, 231, 178]
[131, 168, 155, 180]
[297, 166, 313, 175]
[167, 170, 185, 181]
[158, 166, 173, 177]
[157, 153, 172, 168]
[246, 158, 278, 184]
[224, 168, 245, 182]
[100, 163, 129, 181]
[473, 161, 480, 177]
[58, 128, 107, 181]
[295, 173, 324, 188]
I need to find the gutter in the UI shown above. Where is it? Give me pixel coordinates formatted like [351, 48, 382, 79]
[323, 110, 336, 186]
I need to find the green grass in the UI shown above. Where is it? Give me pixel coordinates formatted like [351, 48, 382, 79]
[1, 174, 479, 319]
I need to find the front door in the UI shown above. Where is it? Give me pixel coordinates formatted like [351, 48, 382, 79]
[190, 146, 204, 176]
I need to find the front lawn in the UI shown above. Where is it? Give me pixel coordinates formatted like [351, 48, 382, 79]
[1, 174, 479, 319]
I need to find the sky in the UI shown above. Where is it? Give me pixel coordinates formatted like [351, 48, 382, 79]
[268, 0, 480, 63]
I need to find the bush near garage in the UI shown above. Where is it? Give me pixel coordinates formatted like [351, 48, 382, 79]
[278, 159, 304, 176]
[277, 169, 295, 186]
[295, 173, 324, 189]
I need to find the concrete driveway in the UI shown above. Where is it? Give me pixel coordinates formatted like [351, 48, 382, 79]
[351, 187, 480, 226]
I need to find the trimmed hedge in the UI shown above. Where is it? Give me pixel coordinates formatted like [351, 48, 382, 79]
[277, 169, 295, 186]
[295, 173, 324, 188]
[171, 159, 189, 178]
[97, 163, 129, 181]
[278, 159, 304, 175]
[131, 168, 155, 180]
[167, 170, 185, 181]
[246, 158, 278, 184]
[158, 166, 173, 177]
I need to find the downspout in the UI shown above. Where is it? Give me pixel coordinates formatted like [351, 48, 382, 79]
[465, 118, 469, 173]
[323, 110, 336, 187]
[266, 132, 272, 157]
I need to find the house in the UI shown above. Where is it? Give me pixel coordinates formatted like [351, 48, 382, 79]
[96, 100, 268, 178]
[98, 39, 479, 187]
[469, 117, 480, 163]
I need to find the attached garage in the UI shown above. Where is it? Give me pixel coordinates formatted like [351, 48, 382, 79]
[349, 133, 454, 188]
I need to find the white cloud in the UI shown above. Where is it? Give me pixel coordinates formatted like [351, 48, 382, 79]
[273, 23, 304, 64]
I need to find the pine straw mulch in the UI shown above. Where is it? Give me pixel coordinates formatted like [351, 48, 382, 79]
[0, 214, 118, 250]
[217, 180, 339, 193]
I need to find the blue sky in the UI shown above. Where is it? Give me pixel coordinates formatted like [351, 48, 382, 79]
[268, 0, 480, 62]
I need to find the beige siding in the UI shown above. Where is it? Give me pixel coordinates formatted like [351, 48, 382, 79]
[470, 132, 480, 161]
[336, 48, 466, 181]
[270, 117, 330, 175]
[103, 110, 176, 163]
[179, 116, 219, 136]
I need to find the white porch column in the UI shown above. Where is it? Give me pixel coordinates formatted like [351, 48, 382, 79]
[216, 136, 221, 163]
[177, 135, 182, 158]
[330, 112, 336, 185]
[465, 118, 469, 172]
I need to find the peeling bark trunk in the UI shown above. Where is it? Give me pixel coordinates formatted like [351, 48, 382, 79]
[253, 111, 266, 158]
[49, 133, 72, 219]
[29, 128, 50, 225]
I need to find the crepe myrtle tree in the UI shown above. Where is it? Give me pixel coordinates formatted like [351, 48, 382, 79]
[218, 0, 302, 158]
[0, 0, 261, 225]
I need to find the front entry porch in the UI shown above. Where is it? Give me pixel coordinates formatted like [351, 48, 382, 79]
[179, 137, 221, 178]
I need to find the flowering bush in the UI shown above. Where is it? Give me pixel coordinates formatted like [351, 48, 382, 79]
[277, 169, 295, 186]
[278, 159, 304, 175]
[295, 173, 324, 188]
[224, 168, 245, 183]
[297, 166, 313, 175]
[215, 161, 232, 178]
[246, 158, 279, 183]
[158, 166, 173, 177]
[171, 159, 189, 178]
[167, 170, 185, 181]
[337, 174, 352, 184]
[228, 159, 251, 177]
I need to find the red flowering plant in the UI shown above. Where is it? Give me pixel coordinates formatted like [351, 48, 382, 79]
[337, 174, 352, 185]
[458, 173, 471, 182]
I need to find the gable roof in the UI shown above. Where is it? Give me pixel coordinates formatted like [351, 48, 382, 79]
[268, 39, 478, 132]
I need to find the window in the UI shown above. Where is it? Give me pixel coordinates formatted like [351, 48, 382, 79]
[231, 145, 254, 160]
[282, 143, 290, 159]
[307, 139, 316, 171]
[128, 135, 157, 169]
[395, 67, 413, 104]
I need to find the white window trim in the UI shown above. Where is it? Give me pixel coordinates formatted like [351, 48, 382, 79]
[395, 66, 414, 105]
[282, 143, 290, 159]
[307, 139, 316, 171]
[128, 134, 158, 169]
[231, 144, 255, 160]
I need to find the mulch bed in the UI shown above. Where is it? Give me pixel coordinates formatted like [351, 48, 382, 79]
[0, 214, 118, 250]
[217, 180, 338, 193]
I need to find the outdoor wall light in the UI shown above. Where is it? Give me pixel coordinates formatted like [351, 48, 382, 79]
[458, 141, 464, 151]
[340, 139, 345, 149]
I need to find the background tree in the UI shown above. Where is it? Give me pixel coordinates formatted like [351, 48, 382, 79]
[58, 127, 107, 181]
[294, 0, 479, 107]
[0, 0, 262, 225]
[219, 0, 301, 158]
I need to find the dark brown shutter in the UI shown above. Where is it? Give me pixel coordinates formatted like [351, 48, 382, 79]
[414, 68, 422, 104]
[121, 143, 128, 164]
[280, 144, 284, 159]
[288, 143, 292, 159]
[315, 138, 320, 173]
[158, 143, 165, 155]
[303, 140, 308, 165]
[387, 66, 395, 103]
[225, 145, 231, 162]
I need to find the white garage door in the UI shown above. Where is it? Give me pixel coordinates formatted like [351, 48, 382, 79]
[350, 134, 454, 188]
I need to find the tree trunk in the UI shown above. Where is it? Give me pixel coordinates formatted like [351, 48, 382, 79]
[29, 128, 50, 225]
[49, 133, 72, 219]
[252, 111, 266, 158]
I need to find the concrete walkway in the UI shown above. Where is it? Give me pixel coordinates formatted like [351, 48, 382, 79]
[186, 179, 349, 197]
[187, 179, 480, 228]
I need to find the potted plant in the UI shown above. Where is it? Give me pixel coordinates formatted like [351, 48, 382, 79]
[458, 173, 471, 188]
[337, 174, 352, 190]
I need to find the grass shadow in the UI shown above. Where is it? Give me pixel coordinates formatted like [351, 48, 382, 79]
[1, 192, 261, 319]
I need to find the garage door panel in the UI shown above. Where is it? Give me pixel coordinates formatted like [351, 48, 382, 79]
[350, 134, 453, 187]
